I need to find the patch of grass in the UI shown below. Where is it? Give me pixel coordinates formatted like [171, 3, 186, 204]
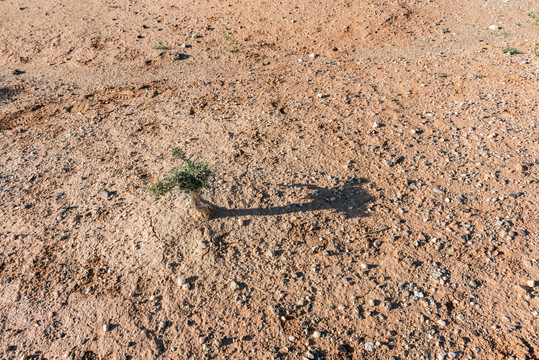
[114, 55, 122, 61]
[472, 74, 481, 79]
[437, 72, 447, 78]
[221, 28, 234, 42]
[502, 46, 519, 55]
[534, 43, 539, 57]
[221, 28, 239, 53]
[152, 43, 167, 50]
[528, 12, 539, 24]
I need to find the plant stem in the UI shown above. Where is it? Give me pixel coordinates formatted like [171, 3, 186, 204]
[190, 190, 201, 209]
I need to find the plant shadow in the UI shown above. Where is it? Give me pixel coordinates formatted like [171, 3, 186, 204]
[211, 177, 373, 220]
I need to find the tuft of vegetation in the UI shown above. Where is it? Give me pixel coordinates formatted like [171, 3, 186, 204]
[528, 12, 539, 25]
[221, 28, 239, 53]
[502, 46, 519, 55]
[152, 43, 167, 50]
[534, 43, 539, 57]
[146, 146, 213, 219]
[114, 55, 122, 61]
[437, 72, 447, 78]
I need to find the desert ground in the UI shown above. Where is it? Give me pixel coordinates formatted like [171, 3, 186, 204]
[1, 0, 538, 359]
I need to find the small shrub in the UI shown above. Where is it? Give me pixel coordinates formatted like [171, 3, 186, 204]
[146, 146, 213, 220]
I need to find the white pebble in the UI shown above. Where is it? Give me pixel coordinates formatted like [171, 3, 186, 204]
[182, 283, 192, 290]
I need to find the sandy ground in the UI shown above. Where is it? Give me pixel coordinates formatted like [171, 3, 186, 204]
[1, 0, 539, 359]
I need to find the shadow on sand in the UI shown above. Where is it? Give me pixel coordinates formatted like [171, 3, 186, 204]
[210, 177, 373, 220]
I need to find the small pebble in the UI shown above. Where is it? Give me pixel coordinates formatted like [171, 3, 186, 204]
[437, 319, 448, 327]
[365, 342, 374, 352]
[182, 283, 192, 290]
[230, 280, 241, 291]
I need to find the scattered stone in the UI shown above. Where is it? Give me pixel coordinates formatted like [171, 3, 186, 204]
[303, 349, 319, 359]
[365, 342, 375, 352]
[100, 189, 113, 199]
[170, 52, 186, 60]
[103, 321, 110, 332]
[437, 319, 448, 327]
[526, 280, 538, 288]
[182, 283, 192, 290]
[177, 275, 186, 287]
[157, 321, 167, 332]
[313, 331, 321, 338]
[230, 280, 241, 291]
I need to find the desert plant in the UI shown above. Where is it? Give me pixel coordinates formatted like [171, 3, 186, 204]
[221, 28, 239, 53]
[502, 46, 519, 55]
[152, 43, 167, 50]
[146, 146, 213, 220]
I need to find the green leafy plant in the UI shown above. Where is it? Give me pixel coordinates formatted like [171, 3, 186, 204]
[534, 43, 539, 57]
[528, 12, 539, 25]
[152, 43, 167, 50]
[114, 55, 122, 61]
[146, 146, 213, 219]
[502, 46, 519, 55]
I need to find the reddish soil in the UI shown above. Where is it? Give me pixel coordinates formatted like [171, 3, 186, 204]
[1, 0, 538, 359]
